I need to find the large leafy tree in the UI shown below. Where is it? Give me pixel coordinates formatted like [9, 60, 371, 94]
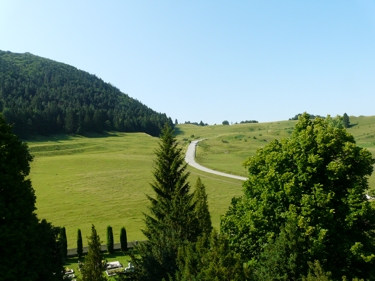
[0, 113, 63, 280]
[221, 113, 375, 280]
[131, 124, 198, 280]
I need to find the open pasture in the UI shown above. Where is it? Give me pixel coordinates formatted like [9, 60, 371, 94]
[176, 115, 375, 192]
[28, 132, 243, 248]
[28, 116, 375, 247]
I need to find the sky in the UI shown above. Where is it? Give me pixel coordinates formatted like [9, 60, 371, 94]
[1, 1, 375, 125]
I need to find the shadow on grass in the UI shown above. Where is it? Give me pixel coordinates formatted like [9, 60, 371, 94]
[173, 126, 184, 136]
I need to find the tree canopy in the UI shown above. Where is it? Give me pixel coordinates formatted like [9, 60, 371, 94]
[81, 224, 107, 281]
[131, 124, 200, 280]
[221, 113, 375, 280]
[0, 113, 63, 280]
[0, 50, 172, 137]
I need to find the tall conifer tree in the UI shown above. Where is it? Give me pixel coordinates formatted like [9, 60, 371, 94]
[77, 228, 83, 259]
[81, 224, 107, 281]
[131, 123, 198, 280]
[106, 225, 114, 254]
[193, 177, 212, 237]
[120, 227, 127, 252]
[59, 226, 67, 261]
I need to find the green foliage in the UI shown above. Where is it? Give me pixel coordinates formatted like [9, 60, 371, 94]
[107, 225, 114, 254]
[0, 50, 172, 137]
[221, 113, 375, 280]
[81, 224, 107, 281]
[240, 120, 259, 124]
[131, 124, 199, 280]
[0, 113, 63, 280]
[60, 226, 68, 260]
[120, 227, 128, 252]
[193, 177, 212, 237]
[222, 120, 229, 125]
[176, 230, 246, 281]
[302, 260, 332, 281]
[254, 219, 306, 280]
[343, 113, 350, 128]
[289, 113, 325, 120]
[77, 228, 83, 258]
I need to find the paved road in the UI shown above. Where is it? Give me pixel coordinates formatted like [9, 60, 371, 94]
[184, 140, 247, 181]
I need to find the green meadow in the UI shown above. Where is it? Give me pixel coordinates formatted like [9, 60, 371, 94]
[27, 115, 375, 248]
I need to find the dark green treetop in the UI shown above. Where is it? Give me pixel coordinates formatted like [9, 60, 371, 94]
[193, 177, 212, 237]
[120, 227, 127, 252]
[131, 123, 199, 280]
[0, 113, 63, 280]
[221, 113, 375, 280]
[343, 113, 350, 128]
[107, 225, 114, 254]
[176, 230, 246, 281]
[77, 228, 83, 259]
[0, 50, 172, 137]
[81, 224, 107, 281]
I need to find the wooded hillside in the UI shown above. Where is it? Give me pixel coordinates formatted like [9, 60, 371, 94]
[0, 50, 172, 137]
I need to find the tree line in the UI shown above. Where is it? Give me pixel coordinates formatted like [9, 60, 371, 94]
[0, 50, 173, 138]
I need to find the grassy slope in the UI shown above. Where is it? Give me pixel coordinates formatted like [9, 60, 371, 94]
[28, 116, 375, 248]
[29, 132, 242, 248]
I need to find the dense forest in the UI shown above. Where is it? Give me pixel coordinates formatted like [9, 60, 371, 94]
[0, 50, 172, 137]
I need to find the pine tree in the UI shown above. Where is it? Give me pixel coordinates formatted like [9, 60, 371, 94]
[131, 123, 198, 280]
[77, 229, 83, 259]
[81, 224, 107, 281]
[193, 177, 212, 237]
[107, 225, 114, 254]
[120, 227, 128, 252]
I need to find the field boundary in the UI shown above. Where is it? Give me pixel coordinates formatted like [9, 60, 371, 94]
[67, 240, 143, 257]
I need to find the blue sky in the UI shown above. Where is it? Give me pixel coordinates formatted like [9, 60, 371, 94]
[1, 1, 375, 124]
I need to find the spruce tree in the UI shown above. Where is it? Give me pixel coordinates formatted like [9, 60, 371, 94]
[107, 225, 114, 254]
[81, 224, 107, 281]
[131, 123, 198, 280]
[120, 227, 128, 252]
[77, 228, 83, 259]
[193, 177, 212, 237]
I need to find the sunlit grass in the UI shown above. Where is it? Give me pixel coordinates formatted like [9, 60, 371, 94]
[27, 115, 375, 248]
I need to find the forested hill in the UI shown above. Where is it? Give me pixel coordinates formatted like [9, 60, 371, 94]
[0, 50, 172, 137]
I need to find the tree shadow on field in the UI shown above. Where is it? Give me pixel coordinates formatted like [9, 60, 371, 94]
[173, 126, 184, 136]
[348, 123, 358, 128]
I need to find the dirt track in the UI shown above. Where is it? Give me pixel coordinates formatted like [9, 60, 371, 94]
[184, 140, 246, 181]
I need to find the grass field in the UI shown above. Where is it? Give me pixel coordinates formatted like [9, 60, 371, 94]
[27, 115, 375, 248]
[28, 132, 242, 248]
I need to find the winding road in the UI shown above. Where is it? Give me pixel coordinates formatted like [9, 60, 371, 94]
[184, 140, 247, 181]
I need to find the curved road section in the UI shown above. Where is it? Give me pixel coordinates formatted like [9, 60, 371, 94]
[185, 140, 247, 181]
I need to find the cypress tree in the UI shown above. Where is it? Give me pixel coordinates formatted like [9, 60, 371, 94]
[59, 227, 68, 260]
[77, 228, 83, 259]
[81, 224, 107, 281]
[131, 123, 198, 280]
[193, 177, 212, 237]
[106, 225, 114, 254]
[120, 227, 127, 252]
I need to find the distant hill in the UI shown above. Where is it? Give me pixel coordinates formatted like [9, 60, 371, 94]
[0, 50, 172, 137]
